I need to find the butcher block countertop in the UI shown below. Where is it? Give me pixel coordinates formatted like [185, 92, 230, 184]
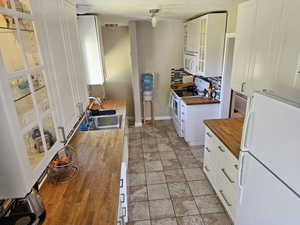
[182, 97, 220, 105]
[40, 100, 126, 225]
[204, 117, 244, 159]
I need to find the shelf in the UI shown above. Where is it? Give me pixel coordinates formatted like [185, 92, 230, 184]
[14, 85, 45, 102]
[0, 26, 34, 32]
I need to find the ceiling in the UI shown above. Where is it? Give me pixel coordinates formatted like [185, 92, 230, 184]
[76, 0, 245, 21]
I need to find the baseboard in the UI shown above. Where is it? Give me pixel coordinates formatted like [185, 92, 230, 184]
[144, 116, 172, 120]
[135, 121, 143, 127]
[187, 141, 204, 146]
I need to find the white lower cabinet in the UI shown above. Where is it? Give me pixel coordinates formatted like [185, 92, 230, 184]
[181, 102, 219, 146]
[203, 126, 240, 222]
[117, 122, 129, 225]
[117, 162, 128, 225]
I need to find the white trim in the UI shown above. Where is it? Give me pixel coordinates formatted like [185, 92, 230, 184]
[187, 141, 203, 146]
[226, 33, 236, 38]
[144, 116, 172, 121]
[135, 121, 142, 127]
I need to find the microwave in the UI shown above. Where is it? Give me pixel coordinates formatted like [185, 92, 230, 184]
[184, 51, 198, 75]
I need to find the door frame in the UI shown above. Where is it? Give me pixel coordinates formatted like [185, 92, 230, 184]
[220, 33, 236, 118]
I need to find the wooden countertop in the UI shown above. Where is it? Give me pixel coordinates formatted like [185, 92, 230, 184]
[40, 100, 126, 225]
[204, 117, 244, 159]
[182, 97, 220, 105]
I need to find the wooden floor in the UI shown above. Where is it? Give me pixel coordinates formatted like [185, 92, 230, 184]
[40, 100, 126, 225]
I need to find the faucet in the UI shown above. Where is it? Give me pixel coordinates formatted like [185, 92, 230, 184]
[88, 97, 104, 110]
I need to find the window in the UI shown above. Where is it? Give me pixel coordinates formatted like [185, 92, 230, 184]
[0, 2, 58, 169]
[77, 15, 105, 85]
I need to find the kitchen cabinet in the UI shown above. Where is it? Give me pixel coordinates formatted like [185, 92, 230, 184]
[0, 0, 88, 198]
[184, 13, 227, 77]
[275, 1, 300, 90]
[0, 0, 64, 198]
[39, 0, 88, 137]
[117, 120, 129, 225]
[231, 1, 256, 95]
[60, 0, 89, 117]
[184, 19, 200, 54]
[181, 101, 219, 146]
[203, 126, 240, 222]
[196, 13, 227, 77]
[232, 0, 300, 95]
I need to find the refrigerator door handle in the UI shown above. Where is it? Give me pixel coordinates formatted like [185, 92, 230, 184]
[238, 152, 246, 189]
[241, 96, 254, 151]
[243, 111, 254, 149]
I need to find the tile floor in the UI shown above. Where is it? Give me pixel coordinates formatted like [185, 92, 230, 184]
[127, 120, 233, 225]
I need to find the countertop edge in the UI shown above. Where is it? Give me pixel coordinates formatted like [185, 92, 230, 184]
[203, 118, 244, 159]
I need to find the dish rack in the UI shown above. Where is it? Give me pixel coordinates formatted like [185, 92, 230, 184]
[48, 145, 79, 183]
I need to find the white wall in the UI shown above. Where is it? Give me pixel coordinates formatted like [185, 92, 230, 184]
[136, 20, 184, 118]
[227, 4, 238, 33]
[101, 26, 134, 117]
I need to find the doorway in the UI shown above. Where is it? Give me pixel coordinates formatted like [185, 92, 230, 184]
[220, 33, 236, 118]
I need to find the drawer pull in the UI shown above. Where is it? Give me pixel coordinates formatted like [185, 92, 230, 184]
[219, 190, 232, 207]
[204, 165, 210, 172]
[118, 217, 124, 225]
[205, 147, 211, 152]
[221, 168, 234, 184]
[122, 206, 127, 217]
[206, 132, 212, 138]
[120, 179, 124, 188]
[218, 146, 225, 152]
[120, 193, 125, 203]
[234, 164, 239, 170]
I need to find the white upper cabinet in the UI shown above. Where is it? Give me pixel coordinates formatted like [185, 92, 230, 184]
[275, 1, 300, 90]
[184, 13, 227, 77]
[184, 19, 200, 54]
[39, 0, 88, 137]
[231, 1, 256, 95]
[78, 15, 106, 86]
[248, 0, 284, 94]
[197, 13, 227, 77]
[0, 0, 63, 198]
[232, 0, 300, 95]
[0, 0, 88, 198]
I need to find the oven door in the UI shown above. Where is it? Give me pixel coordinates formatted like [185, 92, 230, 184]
[173, 97, 180, 119]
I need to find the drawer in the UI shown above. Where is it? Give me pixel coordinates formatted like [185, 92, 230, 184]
[216, 168, 240, 221]
[213, 137, 239, 184]
[204, 127, 216, 149]
[203, 157, 218, 190]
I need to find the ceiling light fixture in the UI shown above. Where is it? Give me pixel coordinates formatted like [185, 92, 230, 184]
[149, 9, 160, 28]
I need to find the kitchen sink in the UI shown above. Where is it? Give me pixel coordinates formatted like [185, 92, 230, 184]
[89, 114, 123, 130]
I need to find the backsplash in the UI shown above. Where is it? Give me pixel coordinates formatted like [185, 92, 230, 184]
[200, 76, 222, 100]
[170, 68, 222, 100]
[170, 68, 186, 85]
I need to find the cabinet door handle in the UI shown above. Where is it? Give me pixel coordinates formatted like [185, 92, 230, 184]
[58, 126, 67, 144]
[206, 132, 212, 138]
[205, 147, 211, 152]
[120, 179, 124, 188]
[118, 217, 124, 225]
[219, 190, 232, 207]
[221, 168, 234, 184]
[241, 82, 246, 93]
[122, 206, 127, 217]
[218, 146, 225, 152]
[120, 193, 125, 203]
[204, 165, 210, 172]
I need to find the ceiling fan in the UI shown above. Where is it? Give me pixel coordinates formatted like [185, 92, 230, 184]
[149, 9, 160, 28]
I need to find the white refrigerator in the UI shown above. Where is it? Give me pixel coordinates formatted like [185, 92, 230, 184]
[236, 91, 300, 225]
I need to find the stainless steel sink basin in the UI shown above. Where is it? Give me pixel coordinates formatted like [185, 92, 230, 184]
[89, 114, 122, 130]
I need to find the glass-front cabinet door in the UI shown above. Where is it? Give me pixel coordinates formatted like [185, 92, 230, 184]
[0, 1, 60, 170]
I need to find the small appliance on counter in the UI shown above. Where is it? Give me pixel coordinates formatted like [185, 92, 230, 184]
[182, 74, 194, 84]
[0, 189, 46, 225]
